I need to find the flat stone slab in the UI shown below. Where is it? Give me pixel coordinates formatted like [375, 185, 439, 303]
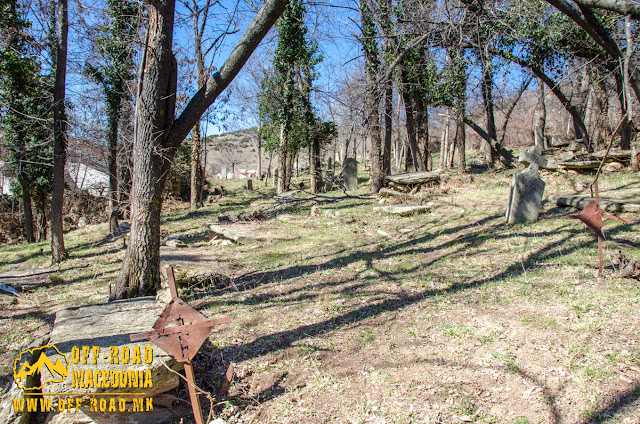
[208, 224, 261, 244]
[42, 297, 182, 401]
[0, 267, 54, 291]
[559, 160, 600, 169]
[590, 150, 632, 161]
[385, 171, 443, 185]
[373, 204, 432, 216]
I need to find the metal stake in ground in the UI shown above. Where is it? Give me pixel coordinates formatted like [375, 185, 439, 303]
[130, 266, 230, 424]
[569, 181, 633, 277]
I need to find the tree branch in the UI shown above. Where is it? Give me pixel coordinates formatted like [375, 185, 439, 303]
[167, 0, 289, 148]
[574, 0, 640, 18]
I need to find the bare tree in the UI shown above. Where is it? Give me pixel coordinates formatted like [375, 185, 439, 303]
[110, 0, 289, 300]
[51, 0, 68, 263]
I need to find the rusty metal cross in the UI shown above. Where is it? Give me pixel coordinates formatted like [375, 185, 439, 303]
[130, 266, 230, 424]
[569, 181, 633, 277]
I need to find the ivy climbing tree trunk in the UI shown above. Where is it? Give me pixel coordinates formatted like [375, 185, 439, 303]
[51, 0, 68, 263]
[480, 54, 497, 165]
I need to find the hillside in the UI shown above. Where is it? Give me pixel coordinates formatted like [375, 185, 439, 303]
[2, 163, 639, 423]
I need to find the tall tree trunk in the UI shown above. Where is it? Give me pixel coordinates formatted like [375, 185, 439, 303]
[51, 0, 68, 263]
[277, 123, 288, 194]
[20, 179, 34, 243]
[107, 103, 120, 234]
[414, 93, 430, 171]
[190, 126, 202, 209]
[111, 0, 178, 300]
[368, 102, 383, 192]
[36, 193, 47, 242]
[359, 0, 382, 192]
[110, 0, 288, 300]
[257, 130, 262, 181]
[454, 56, 466, 174]
[536, 76, 547, 149]
[383, 78, 393, 176]
[615, 74, 632, 149]
[572, 66, 590, 140]
[399, 66, 423, 171]
[190, 0, 207, 210]
[480, 56, 497, 165]
[593, 75, 609, 150]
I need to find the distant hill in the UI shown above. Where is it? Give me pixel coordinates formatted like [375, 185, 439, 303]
[204, 128, 268, 176]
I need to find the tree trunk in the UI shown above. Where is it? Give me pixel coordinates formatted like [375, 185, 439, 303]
[36, 193, 47, 242]
[383, 78, 393, 176]
[536, 76, 547, 149]
[399, 66, 423, 171]
[414, 93, 430, 171]
[369, 102, 383, 192]
[111, 0, 178, 300]
[452, 48, 466, 174]
[455, 109, 466, 174]
[190, 125, 202, 209]
[190, 0, 207, 210]
[110, 0, 289, 300]
[20, 179, 34, 243]
[615, 74, 631, 149]
[51, 0, 68, 263]
[442, 114, 450, 170]
[593, 75, 609, 150]
[277, 122, 288, 194]
[107, 102, 120, 234]
[257, 130, 262, 181]
[480, 57, 498, 165]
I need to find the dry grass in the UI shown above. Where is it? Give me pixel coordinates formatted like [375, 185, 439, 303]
[1, 165, 639, 424]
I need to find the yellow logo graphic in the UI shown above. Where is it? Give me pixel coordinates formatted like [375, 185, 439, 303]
[13, 345, 69, 390]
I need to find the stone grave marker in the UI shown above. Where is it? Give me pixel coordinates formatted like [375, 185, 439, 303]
[343, 158, 358, 191]
[506, 164, 546, 224]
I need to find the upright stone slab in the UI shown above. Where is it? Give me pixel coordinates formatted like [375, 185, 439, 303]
[506, 164, 546, 224]
[343, 158, 358, 191]
[534, 124, 546, 150]
[221, 166, 227, 180]
[518, 146, 557, 170]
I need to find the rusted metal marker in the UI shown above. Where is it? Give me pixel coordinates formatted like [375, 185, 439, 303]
[130, 266, 230, 424]
[569, 181, 633, 276]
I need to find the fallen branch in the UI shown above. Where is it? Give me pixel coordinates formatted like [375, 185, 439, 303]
[549, 195, 640, 213]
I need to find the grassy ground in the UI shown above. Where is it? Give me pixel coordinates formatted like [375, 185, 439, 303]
[1, 163, 639, 424]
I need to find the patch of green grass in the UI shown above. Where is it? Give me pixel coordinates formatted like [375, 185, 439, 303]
[442, 323, 475, 338]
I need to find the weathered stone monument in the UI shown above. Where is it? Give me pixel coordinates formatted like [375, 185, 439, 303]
[343, 158, 358, 191]
[518, 145, 558, 170]
[246, 179, 253, 190]
[534, 123, 547, 150]
[506, 163, 546, 224]
[221, 166, 227, 180]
